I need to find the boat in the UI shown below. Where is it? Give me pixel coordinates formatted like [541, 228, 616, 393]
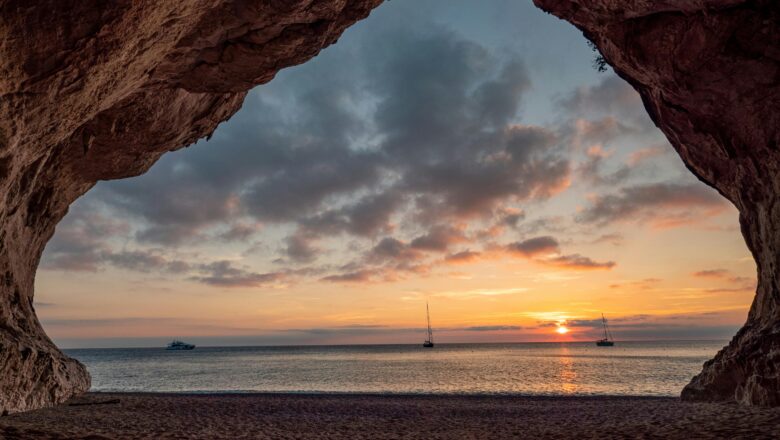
[166, 340, 195, 350]
[596, 313, 614, 346]
[423, 301, 434, 348]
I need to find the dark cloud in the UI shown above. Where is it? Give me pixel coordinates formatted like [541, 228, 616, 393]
[544, 254, 616, 270]
[104, 250, 191, 274]
[42, 209, 129, 272]
[282, 231, 319, 264]
[190, 261, 286, 288]
[369, 237, 421, 263]
[410, 225, 468, 252]
[49, 16, 570, 278]
[576, 183, 727, 226]
[497, 207, 525, 228]
[557, 74, 654, 134]
[299, 191, 404, 238]
[505, 236, 560, 257]
[43, 10, 681, 289]
[43, 214, 292, 288]
[218, 222, 263, 242]
[321, 269, 381, 284]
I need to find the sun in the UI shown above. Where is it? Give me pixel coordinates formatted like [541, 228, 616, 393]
[556, 326, 569, 335]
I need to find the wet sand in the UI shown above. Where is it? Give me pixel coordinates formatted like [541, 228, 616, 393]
[1, 393, 779, 439]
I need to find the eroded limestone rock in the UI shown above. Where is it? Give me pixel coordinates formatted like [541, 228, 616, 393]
[0, 0, 381, 414]
[535, 0, 780, 405]
[1, 0, 778, 412]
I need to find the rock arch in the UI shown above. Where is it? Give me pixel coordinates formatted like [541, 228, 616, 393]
[0, 0, 776, 412]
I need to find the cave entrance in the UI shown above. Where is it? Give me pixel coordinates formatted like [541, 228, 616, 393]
[5, 0, 768, 413]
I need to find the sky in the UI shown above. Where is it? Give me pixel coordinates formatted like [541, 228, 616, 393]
[36, 0, 756, 348]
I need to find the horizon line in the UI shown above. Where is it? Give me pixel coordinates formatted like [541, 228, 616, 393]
[60, 338, 730, 350]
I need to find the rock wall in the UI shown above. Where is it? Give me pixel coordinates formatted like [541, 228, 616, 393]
[0, 0, 381, 414]
[0, 0, 778, 412]
[535, 0, 780, 405]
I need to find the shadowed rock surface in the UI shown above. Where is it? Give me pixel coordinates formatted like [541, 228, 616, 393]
[0, 0, 381, 413]
[0, 0, 777, 412]
[535, 0, 780, 405]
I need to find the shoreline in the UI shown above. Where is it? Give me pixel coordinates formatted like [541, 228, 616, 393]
[85, 390, 680, 399]
[2, 392, 779, 439]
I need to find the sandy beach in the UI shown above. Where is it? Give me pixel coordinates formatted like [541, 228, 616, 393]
[1, 393, 779, 439]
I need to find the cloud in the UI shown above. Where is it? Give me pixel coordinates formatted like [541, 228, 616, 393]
[691, 269, 754, 286]
[190, 261, 287, 288]
[628, 145, 668, 166]
[218, 222, 263, 242]
[590, 233, 624, 246]
[609, 278, 661, 290]
[300, 191, 404, 238]
[460, 325, 524, 331]
[410, 225, 468, 252]
[571, 117, 635, 149]
[42, 208, 129, 271]
[505, 236, 560, 257]
[104, 250, 191, 274]
[727, 276, 754, 285]
[321, 269, 383, 284]
[445, 250, 482, 264]
[41, 8, 685, 290]
[368, 237, 421, 263]
[282, 231, 319, 264]
[543, 254, 616, 270]
[576, 182, 727, 227]
[577, 145, 631, 186]
[50, 15, 573, 278]
[557, 74, 654, 134]
[693, 269, 730, 278]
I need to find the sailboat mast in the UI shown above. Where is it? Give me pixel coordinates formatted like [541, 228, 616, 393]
[426, 302, 433, 342]
[602, 314, 609, 340]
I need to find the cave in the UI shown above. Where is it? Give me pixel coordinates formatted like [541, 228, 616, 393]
[0, 0, 778, 413]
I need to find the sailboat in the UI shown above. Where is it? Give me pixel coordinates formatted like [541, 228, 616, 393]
[596, 313, 614, 346]
[423, 301, 434, 348]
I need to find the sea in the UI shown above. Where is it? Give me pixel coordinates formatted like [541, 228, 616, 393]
[65, 341, 725, 397]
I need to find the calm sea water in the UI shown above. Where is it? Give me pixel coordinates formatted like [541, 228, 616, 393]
[65, 341, 724, 397]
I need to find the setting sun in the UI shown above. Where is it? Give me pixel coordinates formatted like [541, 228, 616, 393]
[556, 326, 570, 335]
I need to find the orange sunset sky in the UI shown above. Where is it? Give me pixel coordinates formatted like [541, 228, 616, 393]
[35, 0, 755, 348]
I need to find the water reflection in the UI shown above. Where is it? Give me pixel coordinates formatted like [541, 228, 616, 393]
[557, 346, 578, 394]
[66, 341, 723, 396]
